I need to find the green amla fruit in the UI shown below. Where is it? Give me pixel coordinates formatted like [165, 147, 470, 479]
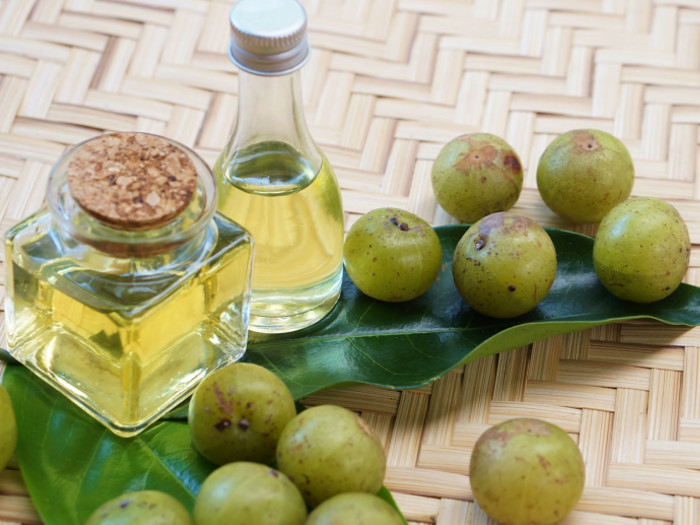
[306, 493, 404, 525]
[194, 462, 307, 525]
[536, 128, 634, 224]
[470, 418, 585, 525]
[86, 490, 192, 525]
[276, 405, 386, 508]
[431, 132, 523, 223]
[452, 212, 557, 318]
[0, 384, 17, 472]
[343, 207, 442, 302]
[188, 362, 296, 465]
[593, 196, 690, 302]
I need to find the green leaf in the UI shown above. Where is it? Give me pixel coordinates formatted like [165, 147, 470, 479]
[3, 224, 700, 525]
[2, 366, 213, 524]
[2, 366, 406, 525]
[244, 225, 700, 399]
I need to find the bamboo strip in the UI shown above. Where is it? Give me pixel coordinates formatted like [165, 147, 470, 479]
[92, 0, 175, 26]
[607, 463, 700, 498]
[679, 417, 700, 443]
[390, 491, 440, 524]
[579, 409, 613, 486]
[58, 12, 143, 39]
[456, 356, 496, 426]
[0, 496, 41, 524]
[610, 388, 648, 464]
[486, 401, 582, 432]
[587, 342, 684, 371]
[360, 411, 393, 451]
[576, 486, 674, 522]
[0, 470, 28, 498]
[527, 335, 562, 381]
[386, 390, 430, 468]
[20, 21, 108, 51]
[384, 466, 471, 500]
[161, 9, 204, 65]
[128, 24, 169, 77]
[46, 102, 137, 131]
[301, 384, 401, 414]
[682, 347, 700, 421]
[421, 369, 462, 446]
[0, 78, 26, 134]
[557, 360, 651, 390]
[492, 346, 529, 401]
[435, 498, 470, 525]
[416, 443, 471, 475]
[647, 369, 681, 441]
[83, 89, 173, 121]
[645, 440, 700, 469]
[674, 495, 700, 525]
[524, 381, 617, 412]
[559, 510, 637, 524]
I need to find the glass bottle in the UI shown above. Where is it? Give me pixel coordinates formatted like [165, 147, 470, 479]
[4, 132, 254, 437]
[214, 0, 345, 334]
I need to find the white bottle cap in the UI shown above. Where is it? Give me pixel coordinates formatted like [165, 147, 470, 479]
[228, 0, 311, 75]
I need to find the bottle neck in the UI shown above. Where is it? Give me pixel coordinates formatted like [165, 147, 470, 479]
[232, 69, 321, 168]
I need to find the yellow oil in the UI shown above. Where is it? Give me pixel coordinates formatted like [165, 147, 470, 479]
[214, 141, 344, 333]
[5, 213, 252, 436]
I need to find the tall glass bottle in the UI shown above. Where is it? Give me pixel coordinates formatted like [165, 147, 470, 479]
[214, 0, 344, 334]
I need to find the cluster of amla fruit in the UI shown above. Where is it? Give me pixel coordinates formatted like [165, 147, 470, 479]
[344, 129, 690, 319]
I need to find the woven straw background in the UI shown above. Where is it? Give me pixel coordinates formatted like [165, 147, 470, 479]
[2, 0, 700, 523]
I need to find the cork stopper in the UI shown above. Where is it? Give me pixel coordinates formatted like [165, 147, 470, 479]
[66, 132, 197, 230]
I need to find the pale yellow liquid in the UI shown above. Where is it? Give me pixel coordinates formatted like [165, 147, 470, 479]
[5, 213, 252, 436]
[215, 142, 344, 333]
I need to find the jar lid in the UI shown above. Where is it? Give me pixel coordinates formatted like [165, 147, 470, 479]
[228, 0, 310, 75]
[49, 132, 217, 258]
[66, 132, 197, 230]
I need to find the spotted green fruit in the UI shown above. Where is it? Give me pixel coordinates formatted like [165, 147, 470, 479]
[188, 362, 296, 466]
[470, 418, 585, 525]
[86, 490, 192, 525]
[194, 462, 306, 525]
[306, 493, 404, 525]
[276, 405, 386, 508]
[537, 128, 634, 224]
[593, 197, 690, 302]
[431, 133, 523, 223]
[452, 212, 557, 318]
[343, 208, 442, 302]
[0, 384, 16, 472]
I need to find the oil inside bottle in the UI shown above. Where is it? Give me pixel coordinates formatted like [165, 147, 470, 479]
[215, 141, 344, 333]
[5, 212, 252, 437]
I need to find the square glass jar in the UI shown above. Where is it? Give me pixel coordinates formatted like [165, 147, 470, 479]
[4, 132, 254, 437]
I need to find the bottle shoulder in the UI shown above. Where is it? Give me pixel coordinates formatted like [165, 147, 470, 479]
[215, 140, 339, 196]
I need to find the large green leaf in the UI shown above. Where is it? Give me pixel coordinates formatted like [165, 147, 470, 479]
[2, 366, 407, 524]
[3, 224, 700, 524]
[2, 366, 213, 524]
[244, 225, 700, 399]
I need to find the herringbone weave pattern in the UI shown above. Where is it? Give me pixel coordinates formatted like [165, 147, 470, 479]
[1, 0, 700, 523]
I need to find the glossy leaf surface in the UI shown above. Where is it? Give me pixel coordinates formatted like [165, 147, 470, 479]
[244, 225, 700, 399]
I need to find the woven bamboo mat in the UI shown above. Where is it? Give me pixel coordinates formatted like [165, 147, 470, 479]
[2, 0, 700, 523]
